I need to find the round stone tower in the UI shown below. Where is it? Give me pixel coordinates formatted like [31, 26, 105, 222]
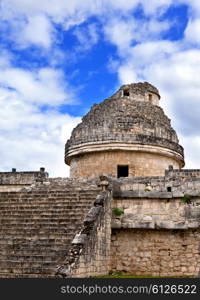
[65, 82, 184, 178]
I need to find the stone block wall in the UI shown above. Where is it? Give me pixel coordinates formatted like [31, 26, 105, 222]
[111, 229, 200, 277]
[118, 82, 160, 106]
[110, 174, 200, 277]
[70, 150, 180, 178]
[0, 169, 48, 192]
[165, 168, 200, 179]
[111, 169, 200, 193]
[112, 197, 200, 230]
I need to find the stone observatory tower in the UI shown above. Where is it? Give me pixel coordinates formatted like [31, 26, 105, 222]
[65, 82, 184, 178]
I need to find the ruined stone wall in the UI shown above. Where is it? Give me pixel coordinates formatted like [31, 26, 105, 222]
[111, 168, 200, 193]
[112, 197, 200, 230]
[57, 181, 112, 278]
[118, 82, 160, 105]
[70, 150, 180, 178]
[111, 229, 200, 277]
[71, 191, 112, 277]
[0, 170, 48, 192]
[165, 168, 200, 179]
[110, 173, 200, 277]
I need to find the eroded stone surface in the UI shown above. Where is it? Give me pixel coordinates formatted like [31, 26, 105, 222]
[111, 229, 200, 277]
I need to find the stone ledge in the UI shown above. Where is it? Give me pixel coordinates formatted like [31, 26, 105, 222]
[112, 219, 200, 230]
[113, 190, 173, 199]
[113, 190, 200, 199]
[65, 142, 184, 166]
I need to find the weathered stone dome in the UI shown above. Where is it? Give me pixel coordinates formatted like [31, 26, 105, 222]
[65, 82, 184, 178]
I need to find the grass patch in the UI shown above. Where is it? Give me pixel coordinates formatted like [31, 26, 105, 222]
[181, 194, 192, 204]
[112, 208, 124, 216]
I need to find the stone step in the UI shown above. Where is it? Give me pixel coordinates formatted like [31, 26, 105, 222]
[0, 221, 83, 226]
[0, 234, 77, 239]
[0, 242, 72, 249]
[0, 232, 77, 237]
[0, 257, 66, 263]
[0, 267, 56, 276]
[0, 221, 80, 225]
[0, 182, 100, 277]
[0, 198, 96, 202]
[0, 244, 72, 250]
[0, 192, 98, 196]
[0, 224, 82, 228]
[0, 208, 90, 213]
[0, 209, 89, 214]
[0, 212, 89, 216]
[0, 201, 94, 205]
[0, 273, 55, 278]
[0, 262, 61, 274]
[0, 219, 86, 223]
[0, 221, 83, 225]
[0, 235, 75, 241]
[0, 254, 67, 258]
[0, 248, 67, 254]
[0, 195, 97, 199]
[0, 203, 93, 207]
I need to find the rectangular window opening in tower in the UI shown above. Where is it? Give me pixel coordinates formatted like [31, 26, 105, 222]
[149, 94, 152, 102]
[123, 89, 130, 97]
[117, 165, 129, 178]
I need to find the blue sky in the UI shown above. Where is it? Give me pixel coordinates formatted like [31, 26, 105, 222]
[0, 0, 200, 176]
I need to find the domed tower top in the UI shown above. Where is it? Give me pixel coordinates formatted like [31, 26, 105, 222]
[65, 82, 184, 178]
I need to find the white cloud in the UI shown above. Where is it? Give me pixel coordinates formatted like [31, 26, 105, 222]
[184, 18, 200, 44]
[104, 17, 171, 57]
[179, 0, 200, 16]
[141, 0, 173, 15]
[0, 67, 75, 106]
[0, 0, 99, 30]
[1, 0, 136, 20]
[0, 49, 13, 68]
[104, 19, 136, 52]
[0, 50, 80, 176]
[0, 85, 81, 176]
[73, 23, 99, 52]
[22, 14, 54, 48]
[130, 41, 177, 67]
[0, 0, 176, 50]
[118, 66, 138, 84]
[178, 135, 200, 169]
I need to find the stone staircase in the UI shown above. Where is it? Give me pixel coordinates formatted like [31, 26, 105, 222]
[0, 179, 101, 277]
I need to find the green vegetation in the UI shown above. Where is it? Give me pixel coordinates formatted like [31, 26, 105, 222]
[181, 194, 192, 204]
[112, 208, 124, 216]
[144, 188, 151, 192]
